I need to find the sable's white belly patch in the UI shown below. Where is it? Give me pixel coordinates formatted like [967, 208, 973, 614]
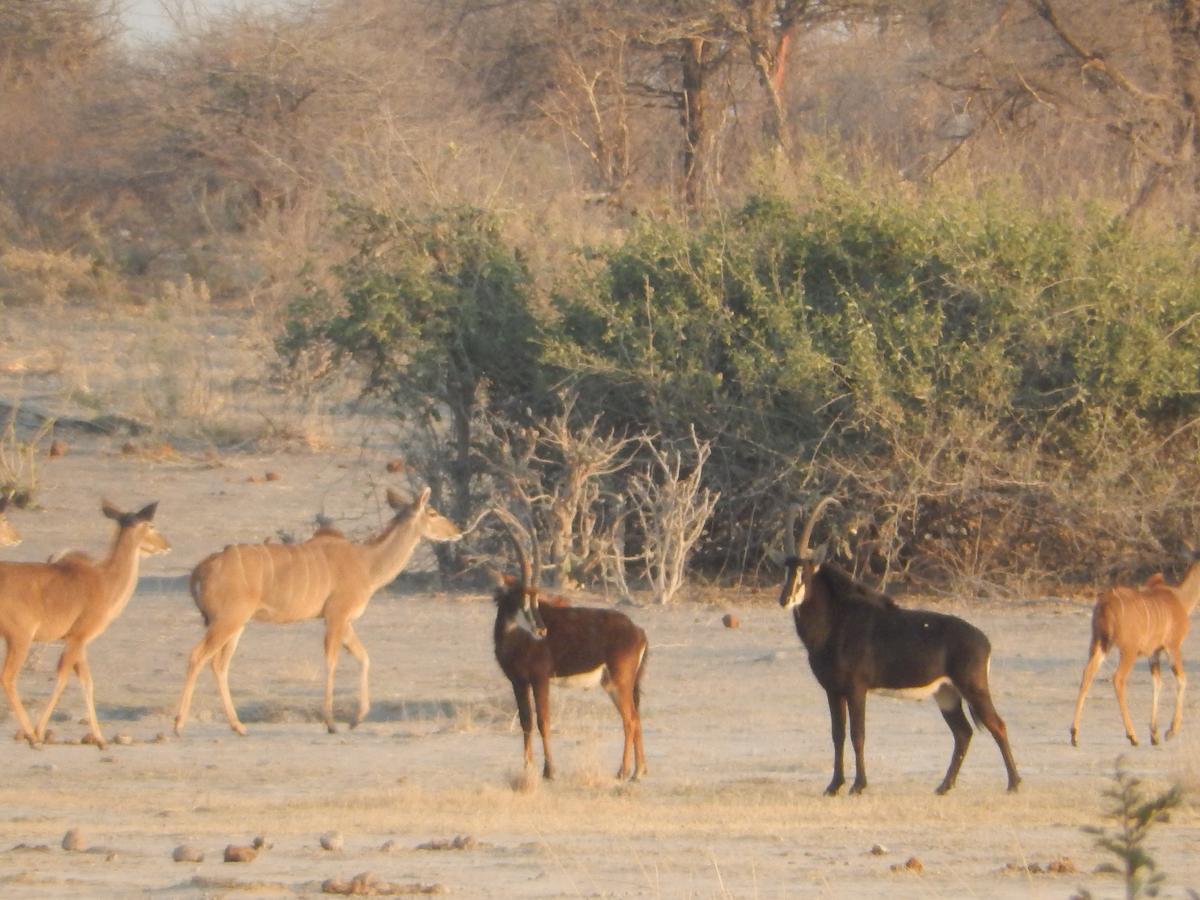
[876, 676, 952, 701]
[556, 665, 607, 689]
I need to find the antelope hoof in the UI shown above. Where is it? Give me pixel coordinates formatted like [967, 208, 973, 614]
[1069, 729, 1078, 747]
[326, 722, 338, 735]
[935, 782, 954, 796]
[1007, 777, 1021, 793]
[1151, 731, 1160, 746]
[232, 723, 247, 737]
[173, 719, 184, 737]
[1166, 727, 1179, 741]
[823, 782, 843, 797]
[849, 781, 867, 796]
[542, 765, 555, 781]
[1127, 734, 1139, 747]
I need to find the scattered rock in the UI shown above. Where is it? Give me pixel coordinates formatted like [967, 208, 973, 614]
[264, 471, 282, 482]
[252, 835, 271, 850]
[890, 856, 923, 874]
[114, 734, 133, 746]
[320, 831, 344, 851]
[152, 732, 168, 744]
[173, 845, 204, 863]
[48, 439, 67, 458]
[322, 872, 447, 895]
[869, 843, 888, 855]
[379, 839, 398, 852]
[61, 829, 85, 852]
[417, 834, 480, 851]
[385, 459, 406, 474]
[224, 845, 258, 863]
[721, 613, 740, 629]
[1001, 857, 1076, 876]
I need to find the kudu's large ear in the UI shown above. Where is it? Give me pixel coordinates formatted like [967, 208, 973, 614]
[414, 486, 432, 510]
[385, 488, 409, 511]
[101, 500, 124, 521]
[136, 501, 159, 522]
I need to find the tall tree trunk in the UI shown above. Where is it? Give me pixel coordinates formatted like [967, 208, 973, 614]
[681, 36, 708, 210]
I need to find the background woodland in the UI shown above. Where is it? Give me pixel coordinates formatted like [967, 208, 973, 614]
[3, 0, 1200, 598]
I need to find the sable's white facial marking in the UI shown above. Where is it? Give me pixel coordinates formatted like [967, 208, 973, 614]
[783, 564, 816, 609]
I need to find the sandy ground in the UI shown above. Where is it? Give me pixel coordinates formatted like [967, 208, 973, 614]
[0, 435, 1196, 899]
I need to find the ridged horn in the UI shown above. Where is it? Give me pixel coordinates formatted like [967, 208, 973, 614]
[795, 496, 840, 561]
[489, 506, 532, 588]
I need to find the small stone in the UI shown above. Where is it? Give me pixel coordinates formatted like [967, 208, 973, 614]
[172, 844, 204, 863]
[319, 830, 343, 851]
[264, 471, 282, 482]
[870, 843, 887, 855]
[386, 458, 406, 473]
[224, 844, 257, 863]
[322, 878, 350, 894]
[252, 835, 270, 850]
[114, 734, 133, 746]
[890, 856, 923, 874]
[48, 440, 67, 458]
[721, 613, 740, 629]
[379, 839, 398, 852]
[61, 829, 85, 852]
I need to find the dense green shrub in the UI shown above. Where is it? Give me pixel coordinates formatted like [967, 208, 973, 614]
[549, 178, 1200, 587]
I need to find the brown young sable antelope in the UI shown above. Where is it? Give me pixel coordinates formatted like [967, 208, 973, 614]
[0, 500, 169, 748]
[175, 487, 462, 736]
[489, 506, 648, 781]
[778, 498, 1020, 795]
[0, 494, 20, 547]
[1070, 560, 1200, 747]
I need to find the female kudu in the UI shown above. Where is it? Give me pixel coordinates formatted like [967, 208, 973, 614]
[1070, 560, 1200, 747]
[174, 487, 462, 736]
[0, 500, 169, 748]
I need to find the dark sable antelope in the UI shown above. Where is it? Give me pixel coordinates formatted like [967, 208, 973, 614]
[778, 498, 1020, 795]
[489, 507, 648, 781]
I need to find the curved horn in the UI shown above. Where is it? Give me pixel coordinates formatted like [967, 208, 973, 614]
[795, 496, 840, 561]
[783, 504, 802, 558]
[528, 517, 543, 591]
[489, 506, 532, 588]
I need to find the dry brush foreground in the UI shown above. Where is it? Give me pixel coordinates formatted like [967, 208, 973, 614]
[0, 434, 1195, 896]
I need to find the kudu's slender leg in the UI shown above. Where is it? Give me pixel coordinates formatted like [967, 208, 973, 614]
[2, 635, 37, 745]
[1149, 651, 1163, 745]
[176, 619, 247, 735]
[1112, 651, 1140, 746]
[322, 620, 346, 734]
[1167, 647, 1187, 740]
[210, 629, 246, 736]
[341, 623, 370, 728]
[1071, 640, 1106, 746]
[35, 641, 84, 743]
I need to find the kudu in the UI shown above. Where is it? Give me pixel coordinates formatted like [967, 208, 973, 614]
[175, 487, 462, 736]
[488, 506, 648, 781]
[0, 500, 169, 748]
[0, 494, 20, 547]
[1070, 560, 1200, 747]
[778, 498, 1020, 795]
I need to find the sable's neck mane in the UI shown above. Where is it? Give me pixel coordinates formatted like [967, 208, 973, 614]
[815, 562, 895, 609]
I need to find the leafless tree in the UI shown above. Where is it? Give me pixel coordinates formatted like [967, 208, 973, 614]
[627, 427, 720, 604]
